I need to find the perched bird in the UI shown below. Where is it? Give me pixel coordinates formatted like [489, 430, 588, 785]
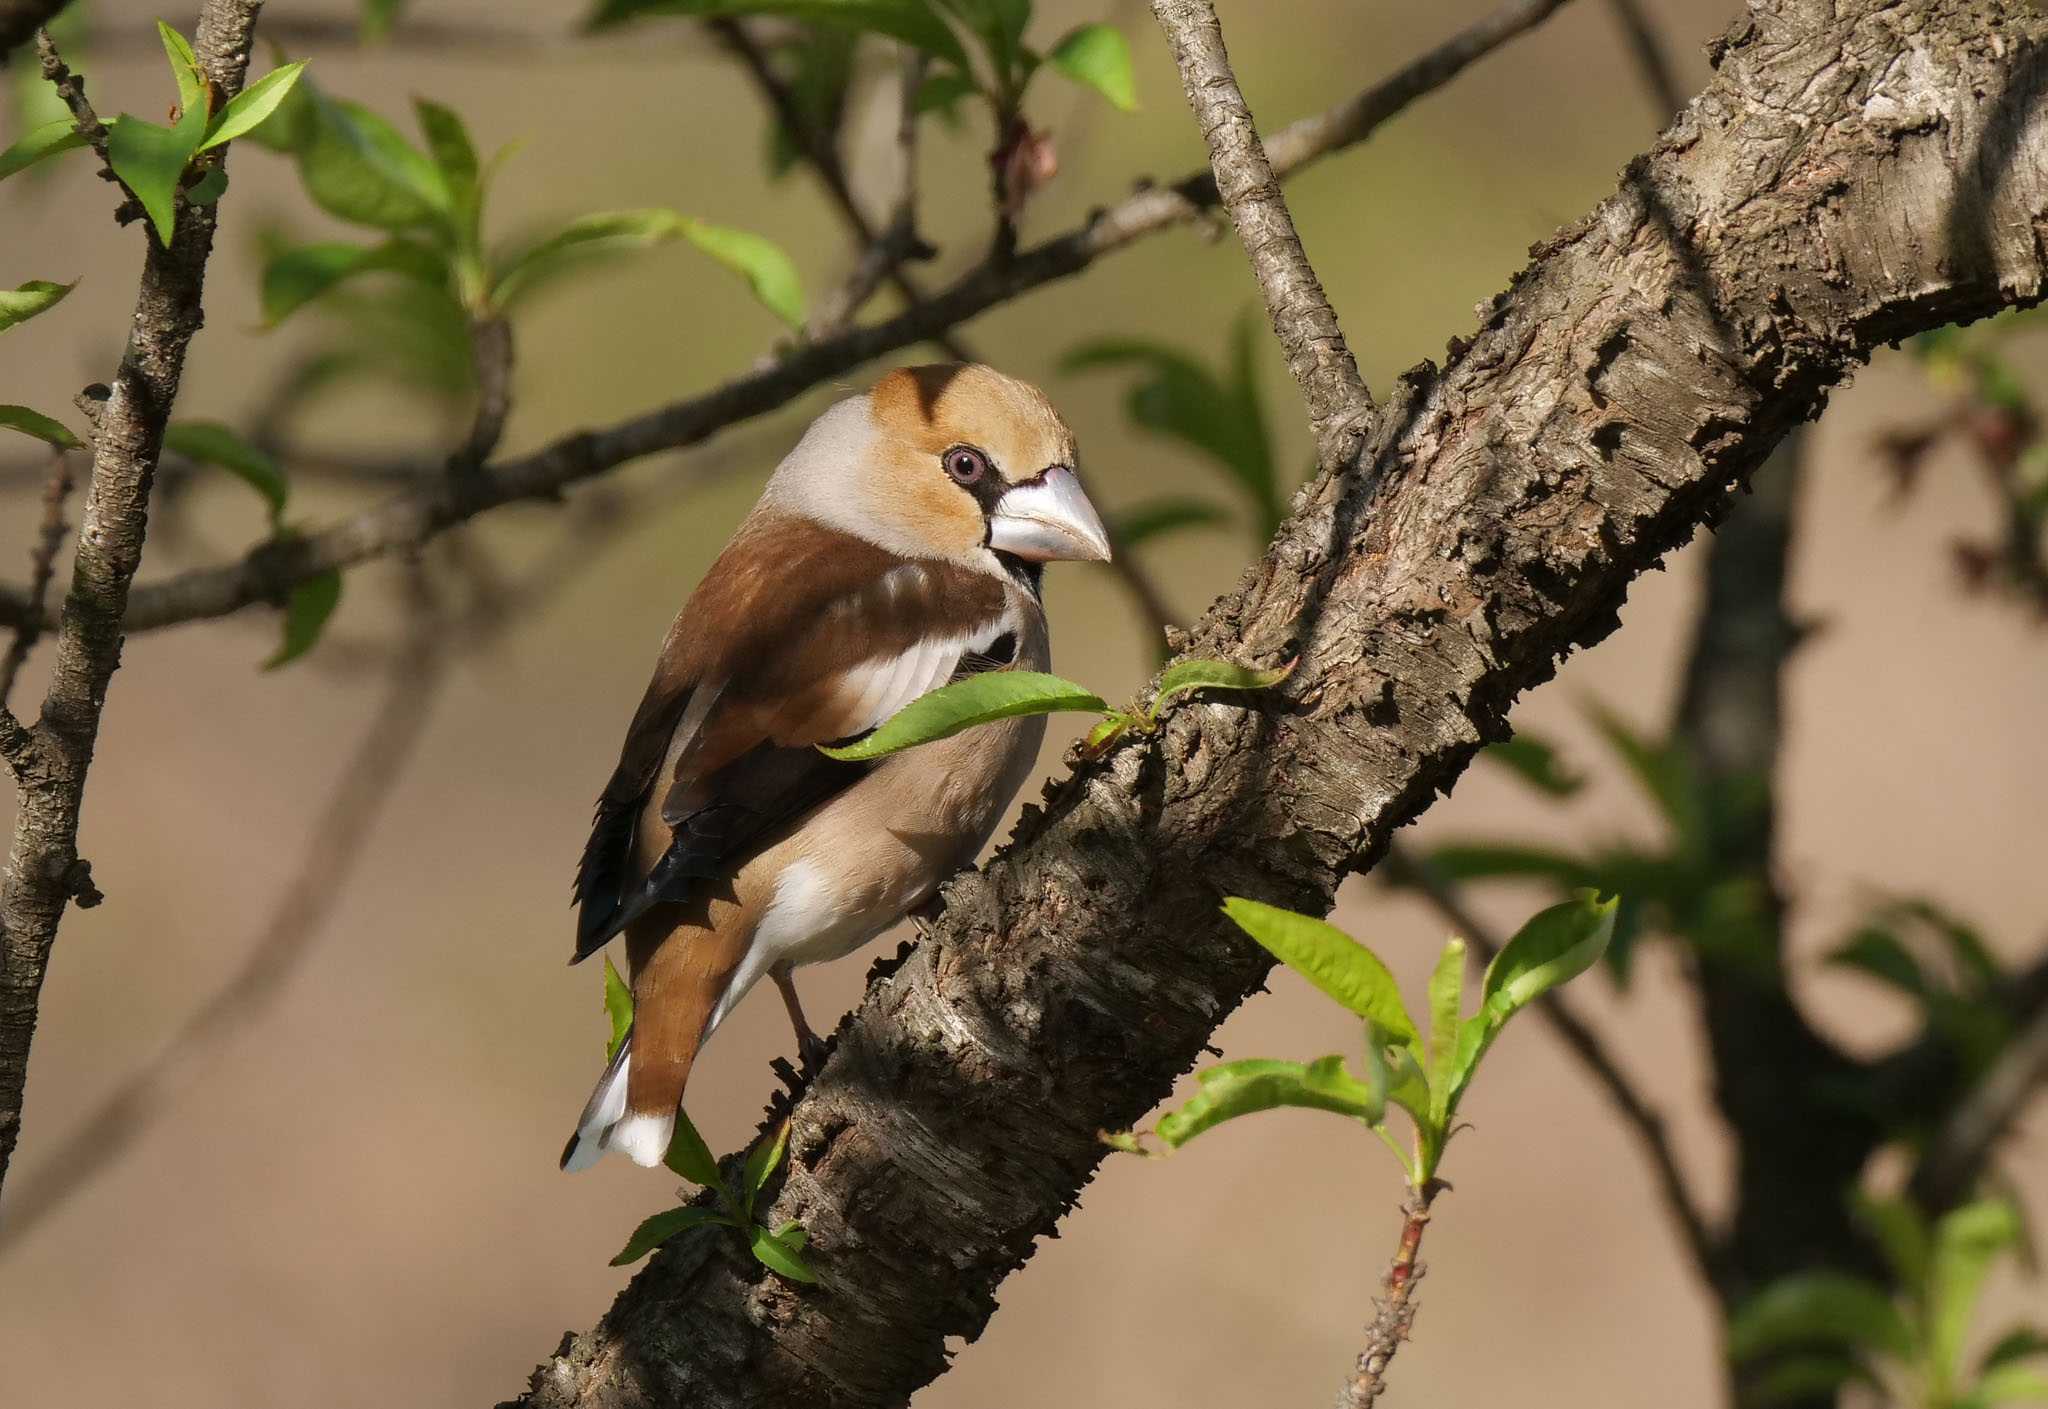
[560, 364, 1111, 1170]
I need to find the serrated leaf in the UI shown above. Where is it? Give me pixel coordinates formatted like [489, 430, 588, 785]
[266, 569, 342, 669]
[741, 1118, 790, 1211]
[587, 0, 971, 71]
[1151, 657, 1292, 714]
[819, 671, 1107, 761]
[261, 238, 446, 325]
[609, 1205, 724, 1265]
[107, 101, 210, 246]
[1109, 495, 1231, 548]
[681, 219, 805, 328]
[1423, 937, 1465, 1118]
[1479, 892, 1617, 1021]
[1481, 735, 1584, 797]
[157, 22, 207, 121]
[0, 405, 81, 449]
[1154, 1055, 1383, 1148]
[0, 120, 87, 182]
[602, 954, 633, 1061]
[200, 61, 307, 151]
[165, 421, 288, 522]
[1728, 1272, 1914, 1361]
[662, 1106, 723, 1190]
[1046, 23, 1135, 110]
[0, 278, 77, 332]
[1221, 897, 1416, 1041]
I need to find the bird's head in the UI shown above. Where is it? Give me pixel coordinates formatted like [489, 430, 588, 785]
[767, 364, 1112, 576]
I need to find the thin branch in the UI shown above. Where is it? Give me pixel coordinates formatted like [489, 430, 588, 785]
[34, 29, 143, 227]
[0, 451, 74, 711]
[802, 49, 933, 342]
[1604, 0, 1686, 117]
[453, 316, 515, 476]
[1381, 846, 1719, 1277]
[1909, 994, 2048, 1211]
[1337, 1182, 1443, 1409]
[1150, 0, 1373, 468]
[0, 0, 1579, 638]
[0, 0, 267, 1203]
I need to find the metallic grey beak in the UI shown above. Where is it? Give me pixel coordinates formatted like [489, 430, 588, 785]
[987, 465, 1112, 563]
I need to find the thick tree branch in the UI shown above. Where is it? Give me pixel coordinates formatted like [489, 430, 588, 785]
[0, 0, 1578, 637]
[0, 0, 264, 1200]
[1151, 0, 1372, 467]
[504, 5, 2048, 1405]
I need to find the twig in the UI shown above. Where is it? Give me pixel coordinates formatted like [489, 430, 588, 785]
[1603, 0, 1686, 117]
[1909, 995, 2048, 1211]
[34, 29, 144, 226]
[0, 0, 1583, 636]
[0, 452, 74, 712]
[453, 316, 515, 475]
[1337, 1182, 1443, 1409]
[803, 48, 933, 342]
[711, 18, 972, 362]
[0, 0, 267, 1203]
[1150, 0, 1373, 469]
[1381, 845, 1720, 1278]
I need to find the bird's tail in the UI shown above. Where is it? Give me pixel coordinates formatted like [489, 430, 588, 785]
[559, 1033, 668, 1171]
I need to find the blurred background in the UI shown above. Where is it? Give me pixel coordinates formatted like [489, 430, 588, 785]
[0, 1, 2042, 1405]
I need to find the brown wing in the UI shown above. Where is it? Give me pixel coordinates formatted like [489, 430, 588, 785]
[571, 514, 1010, 960]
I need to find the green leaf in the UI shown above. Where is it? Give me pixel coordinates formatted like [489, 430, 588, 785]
[261, 239, 447, 325]
[362, 0, 407, 43]
[765, 25, 857, 177]
[157, 21, 207, 122]
[1728, 1272, 1914, 1361]
[1046, 23, 1135, 110]
[749, 1222, 819, 1282]
[680, 219, 805, 328]
[1585, 701, 1705, 843]
[0, 277, 77, 332]
[602, 954, 633, 1062]
[1109, 495, 1231, 548]
[818, 670, 1107, 761]
[915, 69, 980, 118]
[266, 569, 342, 669]
[1423, 937, 1465, 1117]
[1970, 1365, 2048, 1407]
[412, 97, 478, 209]
[1829, 925, 1933, 999]
[298, 93, 449, 232]
[1220, 897, 1416, 1041]
[1154, 1054, 1383, 1148]
[1749, 1354, 1880, 1407]
[164, 421, 288, 523]
[199, 61, 308, 151]
[609, 1205, 724, 1265]
[1479, 892, 1617, 1021]
[1150, 657, 1292, 715]
[106, 101, 210, 246]
[662, 1106, 724, 1189]
[1856, 1193, 1931, 1290]
[184, 166, 227, 206]
[741, 1118, 791, 1210]
[1931, 1200, 2025, 1382]
[1481, 735, 1584, 797]
[0, 405, 81, 449]
[1983, 1328, 2048, 1374]
[0, 119, 87, 182]
[239, 53, 317, 153]
[587, 0, 971, 71]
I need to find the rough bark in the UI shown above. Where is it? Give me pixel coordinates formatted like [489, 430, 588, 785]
[0, 0, 264, 1199]
[504, 3, 2048, 1406]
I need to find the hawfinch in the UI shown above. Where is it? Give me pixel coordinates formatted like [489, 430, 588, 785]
[561, 364, 1112, 1170]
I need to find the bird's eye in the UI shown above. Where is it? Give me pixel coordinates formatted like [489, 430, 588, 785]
[943, 446, 990, 486]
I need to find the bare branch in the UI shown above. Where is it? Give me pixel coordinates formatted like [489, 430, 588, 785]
[504, 6, 2048, 1403]
[0, 0, 267, 1202]
[1909, 993, 2048, 1211]
[0, 451, 74, 711]
[1151, 0, 1373, 468]
[453, 316, 515, 476]
[1337, 1183, 1443, 1409]
[0, 0, 1590, 640]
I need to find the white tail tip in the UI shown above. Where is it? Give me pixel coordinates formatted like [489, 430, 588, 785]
[608, 1112, 675, 1168]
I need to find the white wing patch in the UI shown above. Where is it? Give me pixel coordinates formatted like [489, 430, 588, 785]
[799, 597, 1018, 743]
